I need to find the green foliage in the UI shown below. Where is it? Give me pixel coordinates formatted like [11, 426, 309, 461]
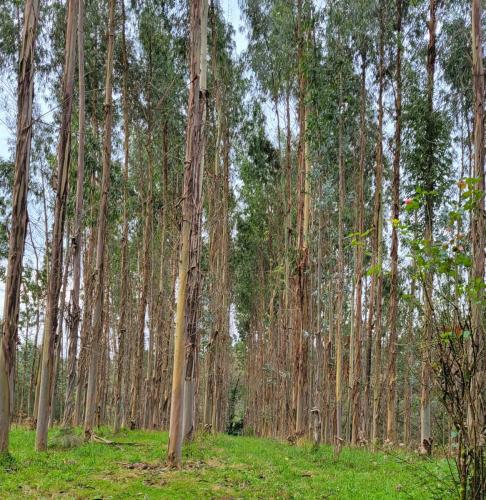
[0, 0, 20, 72]
[233, 104, 282, 338]
[402, 84, 452, 208]
[0, 159, 14, 268]
[400, 178, 485, 303]
[0, 451, 16, 473]
[240, 0, 297, 99]
[440, 3, 473, 113]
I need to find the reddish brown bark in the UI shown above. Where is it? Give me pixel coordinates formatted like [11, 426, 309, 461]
[0, 0, 39, 453]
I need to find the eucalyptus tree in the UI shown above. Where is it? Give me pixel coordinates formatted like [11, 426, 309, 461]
[113, 0, 130, 433]
[36, 0, 78, 451]
[419, 0, 438, 452]
[240, 0, 308, 438]
[129, 0, 162, 430]
[0, 0, 39, 452]
[360, 0, 401, 445]
[182, 0, 209, 441]
[149, 6, 187, 431]
[233, 103, 283, 436]
[293, 0, 313, 436]
[63, 0, 85, 428]
[343, 0, 376, 445]
[310, 0, 362, 447]
[203, 0, 242, 434]
[84, 0, 116, 439]
[168, 0, 208, 467]
[468, 0, 484, 494]
[401, 0, 452, 453]
[384, 0, 404, 444]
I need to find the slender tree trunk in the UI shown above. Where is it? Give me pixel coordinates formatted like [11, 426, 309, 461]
[468, 0, 485, 494]
[314, 197, 324, 425]
[96, 252, 110, 426]
[160, 248, 178, 428]
[134, 38, 156, 429]
[114, 0, 130, 433]
[351, 53, 367, 445]
[63, 0, 85, 427]
[420, 0, 437, 452]
[152, 123, 169, 429]
[402, 279, 415, 446]
[335, 79, 345, 450]
[130, 101, 154, 430]
[74, 223, 95, 426]
[367, 5, 385, 443]
[385, 0, 402, 444]
[215, 130, 231, 433]
[36, 0, 77, 451]
[168, 0, 206, 467]
[204, 3, 231, 434]
[182, 0, 208, 443]
[49, 236, 70, 425]
[0, 0, 39, 454]
[19, 317, 30, 420]
[28, 228, 41, 418]
[294, 0, 310, 435]
[84, 0, 115, 439]
[204, 10, 222, 428]
[284, 88, 292, 438]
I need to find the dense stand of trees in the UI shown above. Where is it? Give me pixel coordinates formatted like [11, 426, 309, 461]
[0, 0, 484, 496]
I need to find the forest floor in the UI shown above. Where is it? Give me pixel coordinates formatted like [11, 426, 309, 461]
[0, 427, 454, 499]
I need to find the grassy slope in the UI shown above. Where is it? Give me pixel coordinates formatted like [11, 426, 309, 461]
[0, 427, 453, 499]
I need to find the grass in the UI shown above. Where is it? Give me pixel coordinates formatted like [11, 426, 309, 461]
[0, 427, 454, 499]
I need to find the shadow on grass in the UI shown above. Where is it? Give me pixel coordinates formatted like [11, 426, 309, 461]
[0, 451, 17, 472]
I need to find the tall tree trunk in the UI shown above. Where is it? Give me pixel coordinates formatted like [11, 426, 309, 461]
[28, 227, 41, 418]
[130, 96, 154, 430]
[182, 0, 208, 443]
[49, 235, 70, 425]
[351, 53, 367, 445]
[36, 0, 77, 451]
[294, 0, 310, 435]
[402, 279, 415, 446]
[314, 198, 324, 438]
[152, 122, 169, 429]
[204, 2, 231, 434]
[214, 130, 231, 433]
[385, 0, 402, 444]
[335, 78, 345, 450]
[63, 0, 85, 427]
[84, 0, 115, 439]
[468, 0, 485, 494]
[18, 316, 30, 420]
[96, 251, 110, 426]
[204, 11, 222, 428]
[74, 222, 95, 426]
[0, 0, 39, 454]
[284, 87, 292, 438]
[160, 247, 178, 428]
[114, 0, 130, 433]
[168, 0, 207, 467]
[367, 4, 385, 443]
[420, 0, 437, 452]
